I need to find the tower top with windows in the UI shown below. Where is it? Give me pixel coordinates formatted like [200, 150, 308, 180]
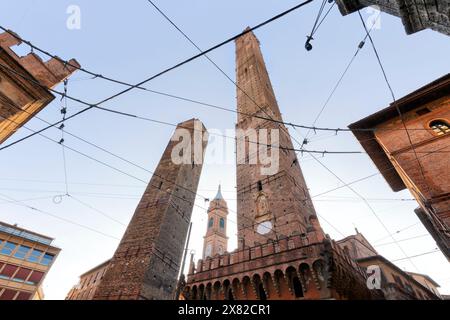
[203, 185, 229, 259]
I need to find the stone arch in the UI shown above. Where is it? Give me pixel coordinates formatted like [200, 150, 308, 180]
[205, 282, 212, 300]
[231, 277, 243, 300]
[299, 263, 311, 292]
[199, 283, 206, 300]
[183, 286, 191, 300]
[313, 259, 327, 283]
[286, 266, 304, 298]
[191, 285, 198, 300]
[242, 276, 256, 300]
[223, 279, 233, 300]
[213, 281, 222, 300]
[252, 274, 267, 300]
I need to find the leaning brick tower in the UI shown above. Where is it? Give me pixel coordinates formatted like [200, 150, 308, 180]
[235, 29, 323, 247]
[94, 119, 208, 300]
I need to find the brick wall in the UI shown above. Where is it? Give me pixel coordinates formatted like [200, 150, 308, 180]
[93, 119, 208, 300]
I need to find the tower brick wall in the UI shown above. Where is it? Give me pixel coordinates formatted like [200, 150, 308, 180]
[93, 119, 208, 300]
[235, 30, 322, 248]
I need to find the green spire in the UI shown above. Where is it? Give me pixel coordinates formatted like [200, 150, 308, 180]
[214, 184, 223, 200]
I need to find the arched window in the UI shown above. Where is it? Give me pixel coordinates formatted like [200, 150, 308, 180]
[219, 218, 225, 229]
[429, 120, 449, 136]
[292, 276, 304, 298]
[227, 288, 234, 300]
[208, 217, 214, 228]
[258, 283, 267, 300]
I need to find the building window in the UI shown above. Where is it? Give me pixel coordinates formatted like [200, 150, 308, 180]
[15, 292, 32, 300]
[27, 249, 43, 263]
[12, 268, 32, 282]
[0, 264, 18, 279]
[26, 271, 44, 285]
[219, 218, 225, 229]
[429, 119, 449, 136]
[208, 217, 214, 229]
[0, 289, 18, 300]
[40, 253, 55, 266]
[13, 245, 31, 260]
[0, 242, 16, 256]
[257, 181, 263, 191]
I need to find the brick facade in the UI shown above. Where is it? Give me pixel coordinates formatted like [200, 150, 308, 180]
[336, 0, 450, 36]
[93, 119, 208, 300]
[185, 233, 379, 300]
[66, 259, 111, 300]
[349, 74, 450, 260]
[235, 30, 322, 249]
[0, 30, 79, 143]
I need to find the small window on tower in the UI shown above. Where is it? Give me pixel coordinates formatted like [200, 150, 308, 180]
[208, 217, 214, 228]
[429, 119, 449, 136]
[220, 218, 225, 229]
[257, 181, 263, 191]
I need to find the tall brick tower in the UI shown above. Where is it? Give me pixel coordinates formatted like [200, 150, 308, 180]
[184, 32, 380, 301]
[235, 29, 322, 248]
[93, 119, 208, 300]
[203, 185, 229, 259]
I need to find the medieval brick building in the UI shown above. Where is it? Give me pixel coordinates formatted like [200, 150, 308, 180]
[0, 30, 79, 143]
[182, 30, 380, 300]
[93, 119, 208, 300]
[349, 74, 449, 260]
[336, 230, 441, 300]
[336, 0, 450, 36]
[65, 259, 111, 300]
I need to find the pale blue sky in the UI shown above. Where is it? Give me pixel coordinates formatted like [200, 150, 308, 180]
[0, 0, 449, 299]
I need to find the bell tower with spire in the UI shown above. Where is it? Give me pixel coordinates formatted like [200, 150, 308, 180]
[203, 185, 229, 259]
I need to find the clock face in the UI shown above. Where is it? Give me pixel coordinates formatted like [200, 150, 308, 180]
[256, 221, 272, 235]
[205, 244, 212, 258]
